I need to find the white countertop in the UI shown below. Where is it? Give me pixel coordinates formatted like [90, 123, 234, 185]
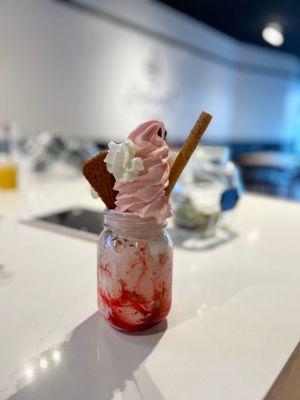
[0, 175, 300, 400]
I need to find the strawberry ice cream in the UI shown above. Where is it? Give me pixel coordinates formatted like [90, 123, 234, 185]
[105, 120, 171, 223]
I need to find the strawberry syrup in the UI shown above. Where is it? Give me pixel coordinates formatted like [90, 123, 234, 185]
[97, 242, 172, 332]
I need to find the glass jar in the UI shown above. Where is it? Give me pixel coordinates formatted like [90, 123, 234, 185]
[97, 210, 173, 332]
[173, 146, 243, 236]
[0, 123, 18, 189]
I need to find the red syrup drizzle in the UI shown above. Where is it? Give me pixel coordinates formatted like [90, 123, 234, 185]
[98, 246, 172, 332]
[98, 282, 171, 331]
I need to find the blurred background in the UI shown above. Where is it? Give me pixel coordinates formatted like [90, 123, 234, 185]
[1, 0, 300, 201]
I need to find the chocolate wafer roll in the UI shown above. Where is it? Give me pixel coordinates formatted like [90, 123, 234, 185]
[165, 111, 212, 196]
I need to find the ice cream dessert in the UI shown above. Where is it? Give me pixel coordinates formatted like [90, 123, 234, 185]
[104, 120, 171, 223]
[83, 112, 212, 331]
[97, 121, 172, 330]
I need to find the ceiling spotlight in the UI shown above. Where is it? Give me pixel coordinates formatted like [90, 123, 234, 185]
[39, 358, 48, 370]
[262, 23, 284, 47]
[52, 349, 61, 363]
[24, 366, 34, 380]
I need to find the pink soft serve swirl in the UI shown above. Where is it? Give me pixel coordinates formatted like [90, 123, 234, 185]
[114, 120, 171, 223]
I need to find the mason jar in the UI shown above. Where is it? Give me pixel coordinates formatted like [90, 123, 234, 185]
[97, 210, 173, 332]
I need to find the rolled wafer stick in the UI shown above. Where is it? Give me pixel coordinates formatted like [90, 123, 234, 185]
[82, 150, 117, 209]
[165, 111, 212, 196]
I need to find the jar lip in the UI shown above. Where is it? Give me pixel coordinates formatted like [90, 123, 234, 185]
[104, 209, 167, 229]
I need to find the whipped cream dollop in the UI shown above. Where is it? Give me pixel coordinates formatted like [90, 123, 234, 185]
[111, 120, 171, 223]
[104, 139, 144, 183]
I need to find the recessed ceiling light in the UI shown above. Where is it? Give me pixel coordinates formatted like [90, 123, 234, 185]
[39, 358, 48, 370]
[24, 366, 34, 380]
[52, 349, 61, 363]
[262, 23, 284, 47]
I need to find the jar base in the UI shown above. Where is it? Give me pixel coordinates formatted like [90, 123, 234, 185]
[98, 311, 168, 333]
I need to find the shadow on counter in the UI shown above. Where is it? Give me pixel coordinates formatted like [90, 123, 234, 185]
[10, 313, 167, 400]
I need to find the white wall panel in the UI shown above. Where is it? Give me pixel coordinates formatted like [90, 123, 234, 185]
[0, 0, 298, 144]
